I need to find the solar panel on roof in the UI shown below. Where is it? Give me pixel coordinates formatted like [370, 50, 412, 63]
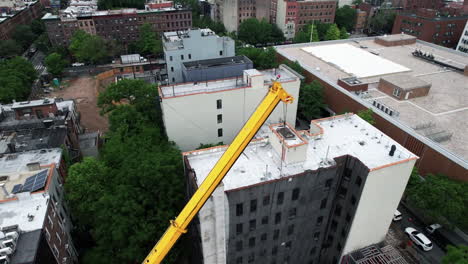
[21, 170, 48, 193]
[11, 184, 23, 194]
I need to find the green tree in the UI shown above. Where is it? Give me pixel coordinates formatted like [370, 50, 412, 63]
[335, 5, 357, 32]
[369, 11, 396, 34]
[293, 24, 319, 43]
[442, 245, 468, 264]
[69, 30, 107, 64]
[193, 16, 226, 35]
[0, 40, 22, 58]
[12, 25, 37, 49]
[45, 52, 68, 76]
[238, 18, 284, 45]
[340, 27, 349, 39]
[237, 47, 278, 70]
[357, 108, 376, 125]
[299, 81, 326, 119]
[316, 22, 332, 40]
[325, 23, 340, 40]
[407, 174, 468, 229]
[129, 23, 162, 56]
[0, 57, 37, 103]
[284, 60, 304, 75]
[34, 33, 51, 53]
[31, 19, 45, 35]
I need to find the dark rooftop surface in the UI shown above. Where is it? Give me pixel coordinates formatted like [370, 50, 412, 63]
[183, 55, 252, 70]
[11, 230, 41, 264]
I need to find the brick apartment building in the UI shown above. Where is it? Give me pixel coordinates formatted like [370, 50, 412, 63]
[0, 1, 43, 40]
[276, 0, 336, 39]
[185, 114, 417, 264]
[392, 8, 468, 48]
[42, 1, 192, 46]
[275, 35, 468, 181]
[0, 151, 78, 264]
[212, 0, 273, 32]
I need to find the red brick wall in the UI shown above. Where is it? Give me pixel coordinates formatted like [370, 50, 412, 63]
[277, 53, 468, 181]
[337, 79, 368, 92]
[0, 1, 44, 40]
[378, 79, 430, 100]
[15, 103, 59, 119]
[295, 0, 336, 32]
[374, 37, 416, 46]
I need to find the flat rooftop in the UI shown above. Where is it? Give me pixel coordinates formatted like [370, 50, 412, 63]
[275, 37, 468, 162]
[185, 114, 417, 191]
[11, 98, 55, 109]
[159, 67, 298, 98]
[0, 193, 48, 232]
[183, 55, 252, 70]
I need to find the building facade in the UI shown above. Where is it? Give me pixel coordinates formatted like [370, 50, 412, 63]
[163, 28, 235, 83]
[276, 0, 336, 39]
[184, 114, 417, 264]
[159, 65, 301, 151]
[392, 9, 468, 48]
[456, 20, 468, 53]
[42, 3, 192, 46]
[212, 0, 273, 32]
[0, 1, 43, 40]
[0, 150, 78, 264]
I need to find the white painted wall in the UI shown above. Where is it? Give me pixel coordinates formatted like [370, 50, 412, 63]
[162, 69, 300, 151]
[456, 21, 468, 53]
[341, 158, 416, 256]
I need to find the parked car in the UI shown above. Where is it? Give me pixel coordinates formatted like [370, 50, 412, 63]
[405, 227, 433, 251]
[393, 210, 402, 221]
[72, 62, 85, 67]
[426, 224, 442, 234]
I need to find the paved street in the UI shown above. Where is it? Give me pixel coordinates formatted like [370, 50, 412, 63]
[394, 205, 446, 263]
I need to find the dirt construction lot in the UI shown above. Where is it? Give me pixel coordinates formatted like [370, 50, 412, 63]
[51, 77, 109, 133]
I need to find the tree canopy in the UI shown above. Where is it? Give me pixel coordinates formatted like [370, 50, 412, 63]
[357, 109, 376, 125]
[238, 18, 285, 45]
[236, 47, 278, 70]
[193, 16, 226, 35]
[293, 24, 319, 43]
[325, 23, 341, 40]
[0, 40, 22, 58]
[298, 81, 326, 119]
[45, 52, 68, 76]
[340, 27, 349, 39]
[369, 11, 396, 34]
[129, 23, 163, 56]
[66, 79, 185, 263]
[69, 30, 108, 64]
[335, 5, 357, 32]
[12, 25, 37, 49]
[0, 57, 37, 103]
[406, 173, 468, 229]
[442, 245, 468, 264]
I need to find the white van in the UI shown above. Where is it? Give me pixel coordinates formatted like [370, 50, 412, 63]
[393, 210, 402, 221]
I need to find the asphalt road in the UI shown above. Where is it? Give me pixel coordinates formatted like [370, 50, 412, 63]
[394, 205, 446, 263]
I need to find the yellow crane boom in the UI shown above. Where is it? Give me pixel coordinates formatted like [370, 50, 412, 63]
[142, 81, 293, 264]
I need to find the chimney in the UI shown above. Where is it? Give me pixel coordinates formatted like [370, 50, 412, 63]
[0, 183, 9, 197]
[389, 145, 396, 156]
[7, 143, 15, 153]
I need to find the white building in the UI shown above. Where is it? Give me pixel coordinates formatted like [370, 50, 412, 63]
[184, 113, 417, 264]
[159, 65, 302, 151]
[456, 20, 468, 53]
[163, 28, 235, 84]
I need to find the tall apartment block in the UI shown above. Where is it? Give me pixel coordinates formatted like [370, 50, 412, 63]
[184, 114, 417, 264]
[0, 149, 78, 264]
[42, 0, 192, 46]
[162, 28, 235, 83]
[0, 1, 43, 40]
[159, 65, 301, 151]
[276, 0, 336, 39]
[211, 0, 273, 32]
[456, 20, 468, 53]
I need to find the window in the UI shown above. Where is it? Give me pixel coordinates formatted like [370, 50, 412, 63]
[249, 219, 256, 231]
[272, 246, 278, 255]
[181, 54, 184, 60]
[52, 244, 59, 258]
[320, 198, 327, 209]
[248, 237, 255, 247]
[216, 99, 222, 109]
[292, 188, 300, 200]
[261, 216, 268, 225]
[236, 223, 243, 234]
[172, 78, 175, 82]
[45, 227, 51, 241]
[355, 176, 362, 187]
[343, 168, 351, 180]
[263, 195, 270, 205]
[287, 224, 294, 235]
[338, 187, 347, 198]
[288, 208, 296, 219]
[56, 232, 62, 244]
[261, 233, 267, 241]
[316, 216, 323, 226]
[341, 227, 347, 238]
[337, 243, 342, 251]
[351, 195, 357, 205]
[234, 241, 245, 254]
[325, 179, 332, 189]
[35, 110, 44, 119]
[218, 128, 223, 137]
[334, 205, 342, 216]
[250, 199, 257, 212]
[285, 241, 292, 249]
[277, 192, 284, 205]
[393, 88, 401, 97]
[219, 50, 223, 56]
[170, 66, 174, 72]
[236, 257, 243, 264]
[331, 221, 338, 232]
[169, 56, 173, 61]
[188, 54, 192, 59]
[309, 246, 316, 255]
[273, 229, 280, 240]
[313, 232, 320, 241]
[275, 212, 281, 224]
[345, 213, 351, 223]
[236, 203, 243, 216]
[217, 114, 222, 124]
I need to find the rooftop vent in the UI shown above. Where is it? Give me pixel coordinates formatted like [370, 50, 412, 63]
[276, 127, 295, 139]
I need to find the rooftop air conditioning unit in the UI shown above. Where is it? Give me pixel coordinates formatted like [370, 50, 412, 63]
[0, 255, 10, 264]
[1, 240, 15, 252]
[4, 232, 18, 242]
[0, 247, 13, 256]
